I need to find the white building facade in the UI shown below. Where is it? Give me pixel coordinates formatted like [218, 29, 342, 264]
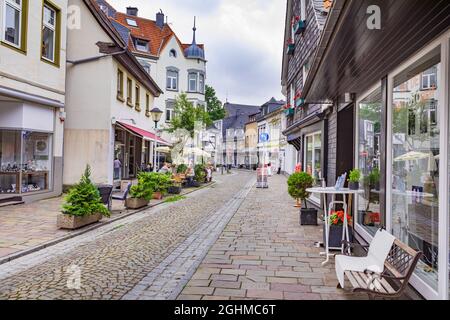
[0, 0, 68, 203]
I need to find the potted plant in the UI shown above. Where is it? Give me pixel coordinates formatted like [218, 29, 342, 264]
[168, 181, 182, 194]
[194, 164, 206, 185]
[125, 172, 153, 209]
[348, 169, 361, 190]
[176, 164, 188, 174]
[58, 165, 110, 230]
[325, 211, 353, 248]
[286, 38, 295, 55]
[287, 172, 317, 225]
[148, 172, 172, 200]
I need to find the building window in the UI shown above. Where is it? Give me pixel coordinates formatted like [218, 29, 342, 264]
[166, 70, 178, 91]
[188, 72, 198, 92]
[289, 83, 294, 108]
[390, 47, 441, 291]
[421, 66, 437, 90]
[126, 18, 137, 27]
[169, 49, 176, 58]
[166, 102, 174, 123]
[199, 73, 205, 93]
[135, 38, 149, 52]
[135, 85, 141, 111]
[138, 60, 150, 74]
[126, 78, 133, 106]
[356, 87, 382, 236]
[300, 0, 306, 20]
[145, 93, 150, 117]
[2, 0, 27, 50]
[304, 131, 322, 203]
[303, 57, 311, 85]
[0, 130, 52, 195]
[117, 69, 124, 101]
[41, 2, 60, 64]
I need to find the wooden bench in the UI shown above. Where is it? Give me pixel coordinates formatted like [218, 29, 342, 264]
[340, 237, 422, 299]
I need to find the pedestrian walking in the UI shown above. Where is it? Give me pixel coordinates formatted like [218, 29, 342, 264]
[113, 158, 122, 180]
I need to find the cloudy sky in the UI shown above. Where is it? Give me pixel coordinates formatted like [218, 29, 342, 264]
[108, 0, 286, 106]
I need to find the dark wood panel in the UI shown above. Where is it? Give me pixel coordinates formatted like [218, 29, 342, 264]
[307, 0, 450, 102]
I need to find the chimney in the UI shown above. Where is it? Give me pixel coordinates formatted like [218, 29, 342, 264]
[156, 10, 165, 28]
[126, 7, 138, 17]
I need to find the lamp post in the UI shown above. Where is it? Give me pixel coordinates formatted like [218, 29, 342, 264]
[150, 107, 163, 172]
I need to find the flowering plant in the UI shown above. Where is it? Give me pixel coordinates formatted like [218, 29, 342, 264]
[329, 210, 352, 226]
[286, 38, 294, 45]
[284, 103, 292, 110]
[295, 90, 302, 100]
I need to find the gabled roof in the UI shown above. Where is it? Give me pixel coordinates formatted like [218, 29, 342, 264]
[84, 0, 163, 96]
[95, 1, 205, 59]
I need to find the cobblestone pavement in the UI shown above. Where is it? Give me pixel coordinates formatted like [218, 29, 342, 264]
[0, 182, 209, 260]
[0, 172, 253, 300]
[179, 174, 417, 300]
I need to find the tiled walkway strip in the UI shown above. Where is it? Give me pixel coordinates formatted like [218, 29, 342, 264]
[122, 178, 256, 300]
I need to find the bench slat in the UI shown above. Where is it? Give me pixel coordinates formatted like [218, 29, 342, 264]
[350, 271, 368, 289]
[345, 271, 361, 288]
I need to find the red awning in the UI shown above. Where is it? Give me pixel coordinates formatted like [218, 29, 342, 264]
[117, 122, 171, 146]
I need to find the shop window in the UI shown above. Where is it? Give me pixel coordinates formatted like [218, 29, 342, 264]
[0, 130, 52, 195]
[2, 0, 27, 51]
[356, 87, 382, 236]
[41, 2, 61, 65]
[304, 132, 322, 203]
[391, 46, 440, 290]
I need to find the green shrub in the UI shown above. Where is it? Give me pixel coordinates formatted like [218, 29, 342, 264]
[194, 164, 206, 182]
[138, 172, 172, 195]
[62, 165, 110, 217]
[129, 172, 154, 200]
[287, 172, 314, 208]
[177, 164, 188, 174]
[348, 169, 361, 183]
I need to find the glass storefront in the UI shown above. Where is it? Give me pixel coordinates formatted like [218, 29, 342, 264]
[356, 88, 383, 236]
[0, 130, 52, 195]
[391, 46, 441, 290]
[304, 131, 322, 202]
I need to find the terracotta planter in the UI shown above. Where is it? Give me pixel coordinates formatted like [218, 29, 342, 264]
[57, 212, 103, 230]
[153, 192, 163, 200]
[125, 198, 149, 209]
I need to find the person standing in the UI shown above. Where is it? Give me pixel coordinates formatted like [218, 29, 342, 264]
[113, 158, 122, 180]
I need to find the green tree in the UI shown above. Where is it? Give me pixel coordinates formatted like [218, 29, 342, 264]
[166, 93, 212, 138]
[205, 85, 226, 121]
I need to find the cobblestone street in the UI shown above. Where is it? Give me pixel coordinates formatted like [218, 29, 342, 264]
[0, 172, 254, 300]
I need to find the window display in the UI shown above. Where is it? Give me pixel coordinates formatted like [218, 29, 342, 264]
[356, 87, 383, 236]
[304, 132, 322, 203]
[391, 47, 440, 290]
[0, 130, 52, 196]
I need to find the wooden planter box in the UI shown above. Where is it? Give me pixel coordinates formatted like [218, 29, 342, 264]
[57, 213, 103, 230]
[125, 198, 149, 209]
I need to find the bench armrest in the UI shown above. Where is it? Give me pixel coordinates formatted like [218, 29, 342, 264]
[341, 240, 370, 255]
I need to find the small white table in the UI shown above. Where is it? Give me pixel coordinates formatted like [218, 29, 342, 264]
[306, 187, 364, 266]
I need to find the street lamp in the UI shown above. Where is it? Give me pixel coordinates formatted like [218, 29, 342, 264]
[150, 107, 163, 172]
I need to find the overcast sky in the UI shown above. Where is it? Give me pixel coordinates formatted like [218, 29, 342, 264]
[107, 0, 286, 106]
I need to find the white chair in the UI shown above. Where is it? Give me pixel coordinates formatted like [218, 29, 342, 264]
[335, 229, 396, 289]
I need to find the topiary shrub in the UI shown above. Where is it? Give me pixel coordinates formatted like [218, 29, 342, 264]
[287, 172, 314, 208]
[177, 164, 188, 174]
[62, 165, 110, 217]
[194, 164, 206, 183]
[139, 172, 172, 195]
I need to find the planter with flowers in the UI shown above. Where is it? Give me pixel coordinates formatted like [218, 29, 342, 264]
[324, 210, 353, 248]
[295, 91, 305, 108]
[283, 103, 294, 116]
[286, 39, 295, 55]
[292, 16, 306, 34]
[287, 172, 317, 225]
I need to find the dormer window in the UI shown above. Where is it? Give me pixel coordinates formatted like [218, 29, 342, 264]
[169, 49, 177, 58]
[135, 38, 149, 52]
[126, 18, 137, 27]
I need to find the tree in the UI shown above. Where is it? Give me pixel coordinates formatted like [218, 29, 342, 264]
[166, 93, 212, 138]
[205, 85, 226, 121]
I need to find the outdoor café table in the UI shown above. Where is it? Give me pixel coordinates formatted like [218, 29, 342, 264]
[306, 187, 364, 266]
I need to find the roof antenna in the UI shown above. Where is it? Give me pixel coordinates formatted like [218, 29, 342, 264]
[192, 16, 197, 44]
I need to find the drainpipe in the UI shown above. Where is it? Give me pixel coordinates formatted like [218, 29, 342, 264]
[66, 49, 127, 65]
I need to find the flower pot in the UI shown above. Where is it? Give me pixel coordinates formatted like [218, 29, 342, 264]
[57, 212, 103, 230]
[191, 181, 201, 188]
[348, 181, 359, 190]
[300, 208, 318, 226]
[168, 186, 182, 194]
[293, 20, 306, 34]
[287, 43, 295, 55]
[153, 192, 163, 200]
[125, 198, 149, 209]
[323, 225, 353, 249]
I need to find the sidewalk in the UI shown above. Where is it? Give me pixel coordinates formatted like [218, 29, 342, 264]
[179, 174, 420, 300]
[0, 183, 213, 262]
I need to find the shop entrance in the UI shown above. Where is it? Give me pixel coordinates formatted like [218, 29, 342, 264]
[336, 104, 355, 182]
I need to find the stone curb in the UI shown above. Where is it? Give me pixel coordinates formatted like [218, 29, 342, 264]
[0, 181, 216, 266]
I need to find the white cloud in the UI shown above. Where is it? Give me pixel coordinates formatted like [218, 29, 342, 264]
[107, 0, 286, 105]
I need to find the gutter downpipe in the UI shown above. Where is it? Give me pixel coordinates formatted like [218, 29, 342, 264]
[66, 49, 127, 65]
